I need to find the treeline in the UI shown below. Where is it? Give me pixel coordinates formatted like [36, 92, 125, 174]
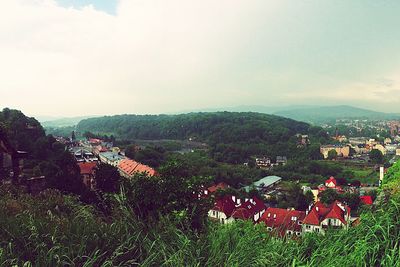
[77, 112, 329, 163]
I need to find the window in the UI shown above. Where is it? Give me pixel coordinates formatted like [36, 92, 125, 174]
[267, 213, 271, 217]
[306, 225, 311, 229]
[315, 228, 320, 233]
[296, 232, 301, 236]
[273, 214, 277, 218]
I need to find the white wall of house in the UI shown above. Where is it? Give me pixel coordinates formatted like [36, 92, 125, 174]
[302, 224, 322, 234]
[208, 210, 233, 224]
[321, 218, 345, 228]
[253, 209, 266, 222]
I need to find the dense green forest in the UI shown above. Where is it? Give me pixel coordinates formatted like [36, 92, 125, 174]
[77, 112, 329, 164]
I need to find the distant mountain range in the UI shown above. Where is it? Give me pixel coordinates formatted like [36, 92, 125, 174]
[274, 105, 400, 123]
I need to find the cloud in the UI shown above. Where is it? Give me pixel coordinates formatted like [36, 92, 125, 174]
[0, 0, 399, 116]
[0, 0, 285, 116]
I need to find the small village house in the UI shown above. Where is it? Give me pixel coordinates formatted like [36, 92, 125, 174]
[320, 145, 350, 159]
[302, 201, 352, 235]
[260, 207, 306, 237]
[78, 162, 97, 190]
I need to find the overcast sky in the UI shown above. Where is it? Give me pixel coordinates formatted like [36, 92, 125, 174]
[1, 0, 400, 117]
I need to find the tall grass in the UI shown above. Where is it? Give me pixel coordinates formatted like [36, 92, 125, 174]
[0, 180, 399, 266]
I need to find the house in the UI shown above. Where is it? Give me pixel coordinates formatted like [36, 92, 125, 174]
[93, 145, 109, 156]
[302, 201, 351, 234]
[208, 195, 238, 224]
[349, 137, 367, 146]
[204, 182, 230, 196]
[320, 145, 350, 159]
[276, 156, 288, 166]
[84, 151, 99, 162]
[260, 207, 306, 237]
[353, 144, 368, 154]
[88, 138, 102, 145]
[325, 177, 337, 189]
[244, 176, 282, 192]
[118, 159, 157, 178]
[231, 197, 266, 223]
[78, 162, 97, 190]
[255, 157, 272, 168]
[99, 151, 125, 167]
[385, 144, 397, 154]
[360, 195, 373, 205]
[297, 134, 310, 147]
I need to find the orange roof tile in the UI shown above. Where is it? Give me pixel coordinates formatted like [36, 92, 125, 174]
[118, 159, 157, 177]
[78, 162, 97, 175]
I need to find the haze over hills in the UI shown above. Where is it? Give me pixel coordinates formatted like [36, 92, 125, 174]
[41, 116, 99, 128]
[274, 105, 400, 123]
[174, 105, 316, 115]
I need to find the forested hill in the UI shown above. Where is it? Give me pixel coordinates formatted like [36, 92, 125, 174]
[77, 112, 329, 163]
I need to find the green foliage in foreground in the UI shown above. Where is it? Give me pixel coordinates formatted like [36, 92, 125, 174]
[0, 177, 399, 266]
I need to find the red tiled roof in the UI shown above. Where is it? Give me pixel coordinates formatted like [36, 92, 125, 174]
[260, 208, 306, 235]
[211, 195, 236, 217]
[360, 195, 373, 205]
[78, 162, 97, 175]
[325, 176, 337, 187]
[231, 197, 266, 221]
[118, 159, 157, 176]
[303, 201, 350, 226]
[207, 182, 229, 193]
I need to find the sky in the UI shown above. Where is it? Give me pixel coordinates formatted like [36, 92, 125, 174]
[0, 0, 400, 117]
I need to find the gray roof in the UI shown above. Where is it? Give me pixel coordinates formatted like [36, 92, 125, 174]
[99, 152, 125, 161]
[244, 176, 282, 192]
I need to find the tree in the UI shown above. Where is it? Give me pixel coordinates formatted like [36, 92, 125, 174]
[327, 149, 338, 160]
[370, 149, 384, 164]
[124, 144, 137, 159]
[305, 190, 315, 205]
[319, 189, 339, 205]
[339, 193, 361, 211]
[44, 151, 85, 195]
[121, 173, 212, 230]
[94, 164, 121, 193]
